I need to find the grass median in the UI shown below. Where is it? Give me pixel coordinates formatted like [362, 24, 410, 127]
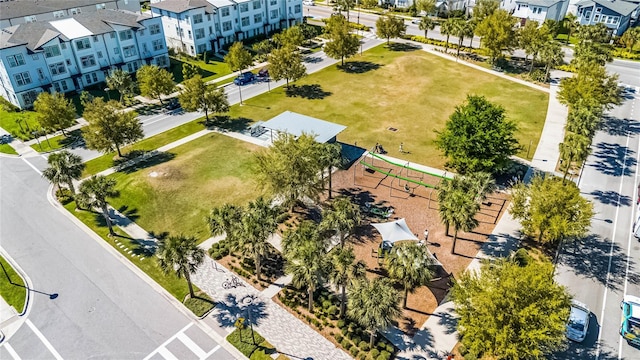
[0, 255, 27, 313]
[0, 143, 17, 155]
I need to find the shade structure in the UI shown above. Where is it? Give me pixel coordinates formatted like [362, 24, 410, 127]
[371, 219, 419, 244]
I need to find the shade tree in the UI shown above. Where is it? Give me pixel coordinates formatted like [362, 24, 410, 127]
[320, 196, 361, 247]
[33, 92, 76, 136]
[156, 235, 205, 299]
[106, 69, 135, 104]
[376, 15, 406, 45]
[82, 98, 143, 157]
[178, 75, 229, 122]
[324, 15, 361, 66]
[268, 45, 307, 88]
[475, 9, 517, 64]
[137, 65, 175, 104]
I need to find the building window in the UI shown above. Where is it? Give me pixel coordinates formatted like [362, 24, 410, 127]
[24, 15, 36, 23]
[85, 74, 93, 84]
[76, 38, 91, 50]
[93, 35, 99, 42]
[156, 55, 168, 67]
[143, 43, 148, 53]
[60, 43, 67, 50]
[254, 14, 262, 23]
[240, 3, 249, 12]
[44, 45, 61, 58]
[97, 51, 103, 58]
[119, 30, 133, 41]
[96, 3, 106, 9]
[139, 29, 145, 36]
[188, 30, 192, 39]
[223, 21, 232, 31]
[253, 0, 261, 10]
[241, 17, 250, 26]
[197, 44, 207, 53]
[270, 0, 277, 5]
[114, 47, 120, 54]
[149, 24, 161, 35]
[14, 72, 32, 86]
[127, 61, 139, 73]
[594, 14, 600, 22]
[221, 7, 230, 16]
[66, 59, 71, 65]
[110, 32, 116, 38]
[152, 39, 164, 51]
[271, 9, 278, 18]
[70, 8, 81, 15]
[22, 90, 38, 106]
[7, 54, 26, 67]
[295, 4, 301, 13]
[32, 54, 39, 60]
[49, 62, 67, 75]
[123, 45, 138, 58]
[193, 14, 203, 24]
[37, 68, 45, 79]
[53, 10, 65, 19]
[80, 55, 96, 67]
[195, 28, 205, 39]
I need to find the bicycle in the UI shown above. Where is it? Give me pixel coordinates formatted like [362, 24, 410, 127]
[222, 275, 245, 289]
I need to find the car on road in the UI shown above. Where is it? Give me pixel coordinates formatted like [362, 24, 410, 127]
[566, 300, 590, 342]
[303, 0, 314, 5]
[620, 295, 640, 345]
[233, 72, 256, 85]
[0, 134, 11, 144]
[410, 18, 421, 24]
[166, 98, 180, 110]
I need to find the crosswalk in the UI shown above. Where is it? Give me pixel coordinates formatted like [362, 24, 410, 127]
[143, 323, 232, 360]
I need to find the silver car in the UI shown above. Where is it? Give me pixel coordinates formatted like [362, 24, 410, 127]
[567, 300, 590, 342]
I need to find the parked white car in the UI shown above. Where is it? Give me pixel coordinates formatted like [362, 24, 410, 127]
[566, 300, 590, 342]
[303, 0, 315, 5]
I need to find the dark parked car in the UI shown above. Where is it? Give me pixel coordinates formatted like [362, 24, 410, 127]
[234, 72, 255, 85]
[166, 98, 180, 110]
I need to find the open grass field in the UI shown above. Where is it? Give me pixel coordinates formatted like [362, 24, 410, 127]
[170, 56, 232, 83]
[0, 110, 42, 140]
[108, 133, 264, 241]
[226, 43, 549, 168]
[0, 255, 26, 313]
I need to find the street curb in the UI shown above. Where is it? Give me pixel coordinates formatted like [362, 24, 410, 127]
[0, 246, 33, 344]
[45, 185, 248, 359]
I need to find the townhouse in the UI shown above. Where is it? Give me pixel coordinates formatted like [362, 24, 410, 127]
[0, 0, 141, 28]
[150, 0, 303, 55]
[575, 0, 639, 35]
[502, 0, 570, 23]
[0, 10, 169, 109]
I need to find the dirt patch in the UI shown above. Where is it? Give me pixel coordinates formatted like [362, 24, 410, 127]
[325, 159, 510, 334]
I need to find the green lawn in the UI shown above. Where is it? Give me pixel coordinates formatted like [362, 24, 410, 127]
[0, 110, 42, 140]
[226, 43, 549, 168]
[0, 143, 17, 155]
[82, 117, 207, 177]
[30, 130, 82, 153]
[170, 55, 232, 83]
[0, 255, 27, 313]
[63, 201, 199, 311]
[108, 133, 264, 240]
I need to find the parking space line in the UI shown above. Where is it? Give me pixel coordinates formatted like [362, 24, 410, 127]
[176, 332, 206, 358]
[157, 347, 179, 360]
[3, 343, 22, 360]
[142, 322, 193, 360]
[21, 157, 42, 176]
[25, 319, 62, 360]
[204, 344, 220, 358]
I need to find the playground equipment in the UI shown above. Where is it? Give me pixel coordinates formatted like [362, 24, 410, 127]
[357, 151, 450, 205]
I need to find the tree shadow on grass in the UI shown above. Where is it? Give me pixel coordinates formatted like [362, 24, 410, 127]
[117, 151, 176, 174]
[589, 142, 637, 177]
[337, 61, 382, 74]
[285, 84, 331, 99]
[387, 42, 420, 52]
[210, 116, 253, 133]
[116, 205, 140, 222]
[214, 293, 269, 328]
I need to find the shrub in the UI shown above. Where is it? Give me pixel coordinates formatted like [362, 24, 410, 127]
[337, 319, 346, 329]
[556, 64, 577, 73]
[350, 346, 360, 356]
[612, 48, 640, 60]
[322, 300, 332, 309]
[378, 351, 391, 360]
[370, 349, 380, 358]
[529, 69, 547, 83]
[335, 334, 343, 343]
[358, 352, 367, 360]
[351, 335, 361, 345]
[341, 339, 352, 350]
[55, 188, 74, 205]
[327, 305, 339, 317]
[385, 343, 394, 353]
[276, 212, 291, 223]
[358, 341, 369, 352]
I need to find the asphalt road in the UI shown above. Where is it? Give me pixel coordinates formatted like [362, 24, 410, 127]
[0, 157, 234, 359]
[553, 80, 640, 359]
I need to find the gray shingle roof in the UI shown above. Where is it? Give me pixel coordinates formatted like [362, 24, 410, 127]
[516, 0, 562, 7]
[0, 10, 154, 50]
[0, 0, 116, 20]
[261, 111, 347, 144]
[576, 0, 639, 16]
[150, 0, 215, 14]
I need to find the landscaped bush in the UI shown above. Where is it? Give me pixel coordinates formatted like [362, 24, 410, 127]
[335, 333, 343, 343]
[55, 188, 74, 205]
[341, 338, 352, 349]
[0, 97, 18, 112]
[350, 346, 360, 356]
[378, 351, 391, 360]
[358, 352, 367, 360]
[403, 35, 478, 54]
[358, 341, 370, 352]
[556, 64, 577, 73]
[226, 328, 266, 357]
[370, 349, 380, 358]
[337, 319, 346, 329]
[612, 48, 640, 60]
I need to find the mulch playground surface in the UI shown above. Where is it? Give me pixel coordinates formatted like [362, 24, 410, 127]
[327, 158, 510, 334]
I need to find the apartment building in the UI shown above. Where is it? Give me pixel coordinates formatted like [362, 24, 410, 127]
[150, 0, 303, 55]
[502, 0, 570, 23]
[0, 0, 141, 28]
[0, 10, 169, 109]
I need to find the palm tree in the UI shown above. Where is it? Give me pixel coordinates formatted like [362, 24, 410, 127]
[539, 41, 564, 82]
[282, 220, 328, 259]
[317, 142, 342, 199]
[385, 243, 434, 308]
[440, 18, 456, 52]
[106, 69, 134, 104]
[285, 233, 327, 312]
[419, 16, 436, 39]
[559, 133, 591, 182]
[156, 234, 205, 299]
[42, 150, 85, 195]
[348, 278, 401, 348]
[327, 247, 366, 318]
[77, 176, 119, 236]
[452, 18, 474, 58]
[240, 197, 278, 279]
[438, 177, 480, 254]
[321, 196, 360, 247]
[466, 172, 496, 204]
[563, 14, 579, 44]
